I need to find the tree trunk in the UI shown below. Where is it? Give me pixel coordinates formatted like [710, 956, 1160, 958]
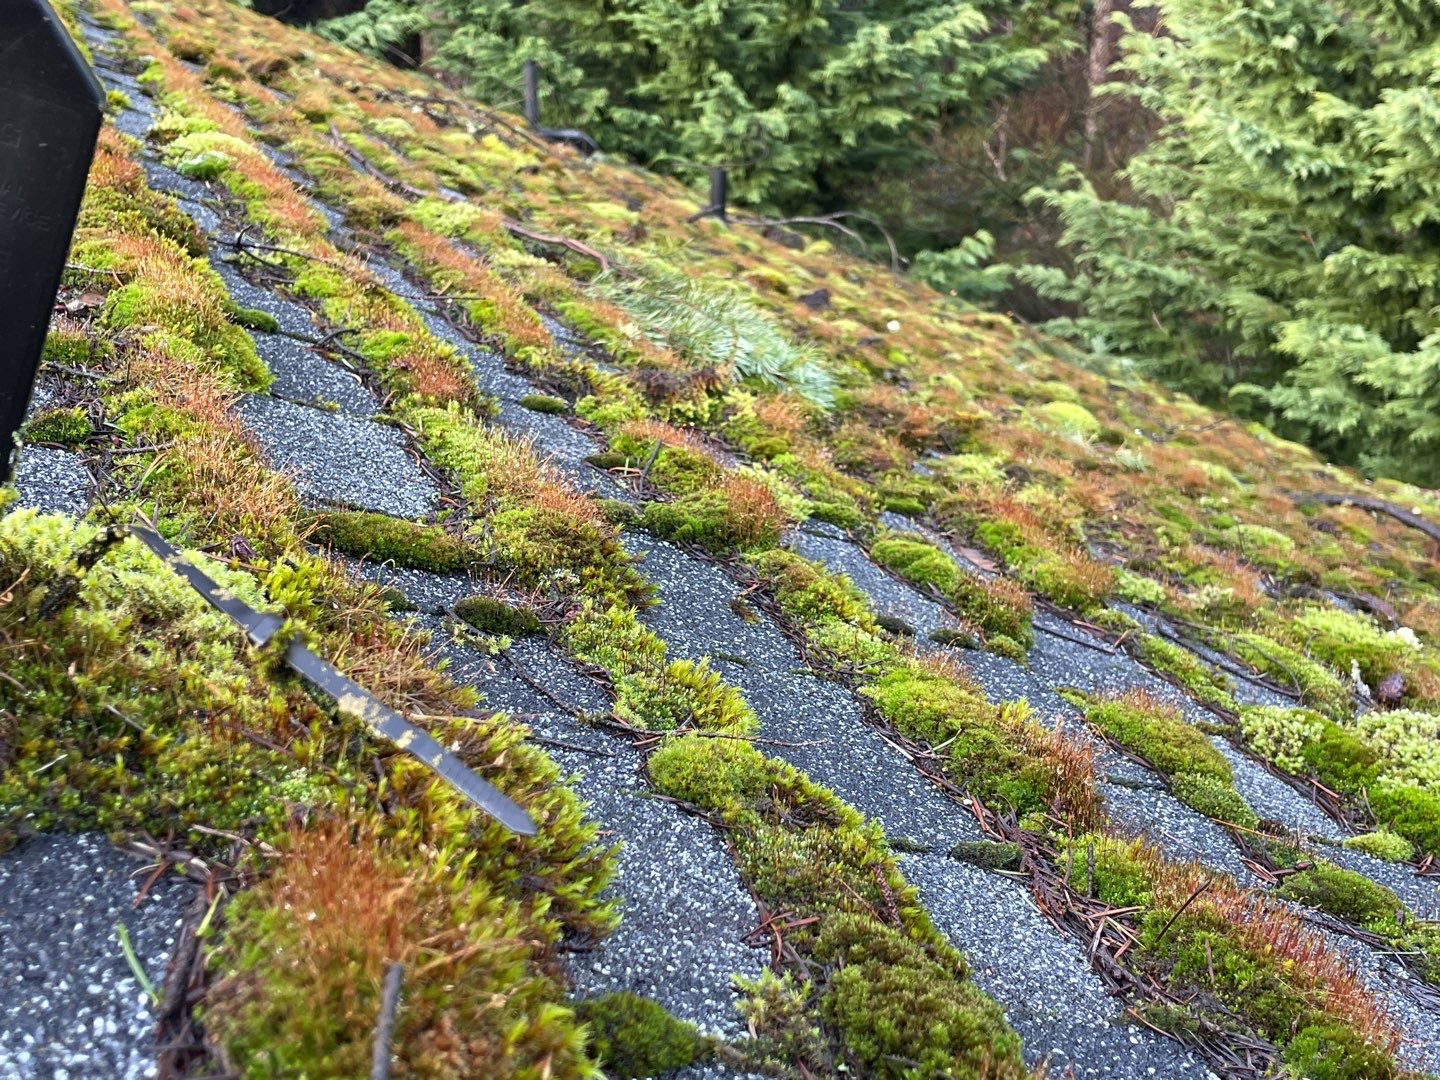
[1083, 0, 1115, 170]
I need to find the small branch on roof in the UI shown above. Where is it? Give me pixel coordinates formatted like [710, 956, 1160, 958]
[737, 210, 903, 274]
[503, 220, 609, 273]
[1293, 491, 1440, 546]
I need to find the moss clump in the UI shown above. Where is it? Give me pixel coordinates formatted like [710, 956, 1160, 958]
[1283, 1023, 1398, 1080]
[985, 633, 1028, 663]
[949, 839, 1021, 870]
[869, 532, 1033, 647]
[310, 511, 474, 573]
[519, 392, 568, 414]
[865, 664, 1098, 824]
[813, 913, 1023, 1078]
[871, 533, 961, 593]
[1240, 705, 1440, 858]
[1072, 835, 1399, 1070]
[1343, 830, 1414, 863]
[1033, 400, 1101, 438]
[574, 993, 709, 1078]
[640, 486, 785, 553]
[101, 274, 269, 392]
[22, 407, 90, 448]
[454, 594, 541, 637]
[1276, 863, 1402, 930]
[929, 627, 980, 650]
[1231, 633, 1351, 719]
[1081, 693, 1256, 826]
[1081, 693, 1231, 784]
[1133, 633, 1237, 713]
[1168, 772, 1259, 828]
[223, 301, 280, 333]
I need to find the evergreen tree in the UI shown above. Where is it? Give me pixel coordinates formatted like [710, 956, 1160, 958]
[1023, 0, 1440, 486]
[323, 0, 1060, 207]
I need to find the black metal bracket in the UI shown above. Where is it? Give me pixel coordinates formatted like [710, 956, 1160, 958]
[686, 167, 729, 224]
[522, 59, 598, 156]
[0, 0, 105, 480]
[127, 525, 538, 836]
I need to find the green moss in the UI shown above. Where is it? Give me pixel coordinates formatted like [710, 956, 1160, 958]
[864, 666, 1069, 819]
[22, 407, 91, 448]
[42, 328, 98, 367]
[750, 549, 879, 632]
[640, 489, 782, 554]
[1033, 400, 1100, 438]
[454, 594, 542, 637]
[1133, 634, 1237, 713]
[984, 632, 1028, 663]
[870, 532, 1033, 646]
[1283, 1023, 1398, 1080]
[1368, 782, 1440, 859]
[520, 393, 569, 414]
[1231, 632, 1351, 719]
[575, 993, 709, 1078]
[1169, 772, 1258, 829]
[1343, 830, 1414, 863]
[1081, 695, 1232, 784]
[101, 277, 269, 392]
[223, 301, 280, 333]
[647, 735, 777, 820]
[1115, 569, 1168, 606]
[310, 511, 474, 573]
[1276, 862, 1402, 930]
[813, 913, 1023, 1079]
[871, 533, 961, 593]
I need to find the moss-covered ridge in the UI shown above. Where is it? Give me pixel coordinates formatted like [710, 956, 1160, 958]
[15, 0, 1440, 1072]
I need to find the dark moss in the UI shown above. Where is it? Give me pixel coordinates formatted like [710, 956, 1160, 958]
[597, 497, 641, 527]
[948, 839, 1021, 871]
[575, 992, 710, 1078]
[519, 392, 569, 414]
[586, 450, 629, 470]
[310, 511, 474, 573]
[453, 594, 542, 637]
[929, 627, 979, 650]
[875, 613, 916, 637]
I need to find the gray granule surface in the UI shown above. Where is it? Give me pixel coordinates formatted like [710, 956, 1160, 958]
[0, 834, 192, 1080]
[412, 616, 765, 1037]
[628, 531, 980, 852]
[1100, 781, 1259, 884]
[344, 559, 479, 614]
[207, 254, 319, 338]
[234, 394, 438, 517]
[492, 401, 629, 499]
[12, 448, 91, 518]
[1210, 738, 1342, 839]
[786, 528, 953, 641]
[901, 853, 1210, 1080]
[254, 332, 377, 417]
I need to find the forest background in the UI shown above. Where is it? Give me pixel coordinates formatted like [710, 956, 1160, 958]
[251, 0, 1440, 487]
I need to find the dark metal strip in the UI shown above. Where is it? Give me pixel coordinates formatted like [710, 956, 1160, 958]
[128, 525, 537, 835]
